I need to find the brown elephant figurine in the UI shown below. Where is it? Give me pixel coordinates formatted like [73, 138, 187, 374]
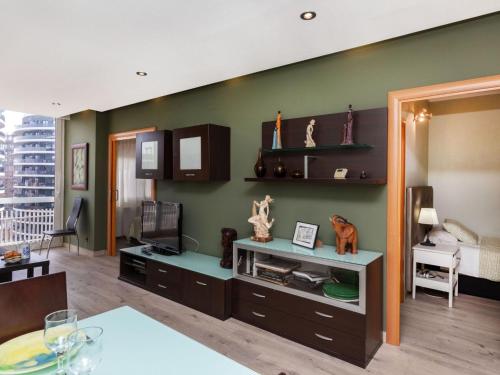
[329, 215, 358, 255]
[220, 228, 237, 269]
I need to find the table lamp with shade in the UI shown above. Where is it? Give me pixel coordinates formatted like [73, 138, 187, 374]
[418, 207, 439, 246]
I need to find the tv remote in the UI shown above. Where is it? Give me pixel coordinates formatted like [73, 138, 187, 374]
[141, 248, 153, 256]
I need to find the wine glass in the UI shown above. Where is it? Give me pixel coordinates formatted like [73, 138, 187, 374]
[44, 309, 78, 375]
[67, 327, 103, 374]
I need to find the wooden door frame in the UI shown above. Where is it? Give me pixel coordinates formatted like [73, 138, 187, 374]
[386, 74, 500, 345]
[107, 127, 157, 256]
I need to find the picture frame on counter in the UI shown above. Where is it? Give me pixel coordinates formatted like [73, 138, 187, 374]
[292, 221, 319, 249]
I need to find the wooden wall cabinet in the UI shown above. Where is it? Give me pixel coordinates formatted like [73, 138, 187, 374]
[136, 130, 173, 179]
[173, 124, 230, 181]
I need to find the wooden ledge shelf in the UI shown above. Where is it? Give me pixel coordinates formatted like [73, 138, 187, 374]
[244, 177, 386, 185]
[262, 144, 373, 154]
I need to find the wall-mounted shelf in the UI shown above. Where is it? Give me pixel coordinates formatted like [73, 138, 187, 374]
[263, 143, 373, 154]
[252, 107, 387, 182]
[244, 177, 386, 185]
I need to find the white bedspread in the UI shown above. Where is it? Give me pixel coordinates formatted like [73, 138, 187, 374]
[479, 236, 500, 282]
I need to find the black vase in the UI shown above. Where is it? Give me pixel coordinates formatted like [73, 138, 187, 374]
[254, 149, 266, 178]
[273, 158, 287, 178]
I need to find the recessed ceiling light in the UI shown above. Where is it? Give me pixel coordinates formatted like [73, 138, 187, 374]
[51, 102, 61, 106]
[136, 71, 148, 77]
[300, 11, 316, 21]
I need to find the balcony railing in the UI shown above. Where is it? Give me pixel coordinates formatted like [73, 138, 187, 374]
[0, 208, 54, 245]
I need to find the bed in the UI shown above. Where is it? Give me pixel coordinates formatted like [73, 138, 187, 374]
[405, 186, 500, 300]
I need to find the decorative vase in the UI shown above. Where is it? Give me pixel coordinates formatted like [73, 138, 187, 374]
[254, 149, 266, 178]
[273, 158, 287, 178]
[360, 170, 368, 179]
[291, 169, 304, 179]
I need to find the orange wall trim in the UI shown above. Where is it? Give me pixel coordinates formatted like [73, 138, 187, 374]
[107, 127, 156, 256]
[386, 74, 500, 346]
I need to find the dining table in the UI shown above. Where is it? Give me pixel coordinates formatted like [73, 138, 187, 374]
[28, 305, 258, 375]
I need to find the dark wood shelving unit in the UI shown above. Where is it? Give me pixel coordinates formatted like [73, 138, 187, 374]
[249, 107, 388, 184]
[244, 177, 386, 185]
[262, 143, 373, 154]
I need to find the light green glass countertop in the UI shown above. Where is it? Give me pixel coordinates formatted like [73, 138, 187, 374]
[234, 237, 382, 266]
[31, 306, 258, 374]
[120, 247, 233, 280]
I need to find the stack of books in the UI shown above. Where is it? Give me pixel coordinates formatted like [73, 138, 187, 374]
[254, 258, 301, 285]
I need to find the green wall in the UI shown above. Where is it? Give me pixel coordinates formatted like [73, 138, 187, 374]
[65, 13, 500, 259]
[64, 111, 107, 250]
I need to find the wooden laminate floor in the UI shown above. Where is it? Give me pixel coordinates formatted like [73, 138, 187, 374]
[14, 249, 500, 375]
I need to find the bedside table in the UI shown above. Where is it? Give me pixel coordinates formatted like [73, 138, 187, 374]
[412, 243, 460, 307]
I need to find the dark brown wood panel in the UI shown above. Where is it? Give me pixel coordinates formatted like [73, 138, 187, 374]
[148, 261, 183, 284]
[364, 257, 383, 363]
[136, 130, 172, 179]
[183, 270, 231, 320]
[232, 298, 287, 335]
[148, 280, 182, 302]
[0, 272, 67, 344]
[285, 313, 366, 367]
[233, 279, 277, 306]
[234, 279, 365, 337]
[259, 107, 387, 181]
[172, 124, 230, 181]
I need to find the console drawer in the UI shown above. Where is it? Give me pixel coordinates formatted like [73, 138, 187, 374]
[233, 279, 276, 306]
[234, 280, 364, 337]
[148, 280, 182, 302]
[232, 299, 286, 335]
[276, 293, 365, 337]
[288, 315, 365, 365]
[148, 261, 183, 284]
[183, 271, 230, 320]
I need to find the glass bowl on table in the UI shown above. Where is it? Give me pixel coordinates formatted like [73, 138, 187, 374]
[67, 327, 103, 375]
[44, 309, 78, 375]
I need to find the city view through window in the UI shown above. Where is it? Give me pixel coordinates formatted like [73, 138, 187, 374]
[0, 109, 55, 246]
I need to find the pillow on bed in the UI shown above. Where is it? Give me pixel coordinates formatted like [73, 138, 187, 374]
[443, 219, 479, 245]
[428, 229, 458, 245]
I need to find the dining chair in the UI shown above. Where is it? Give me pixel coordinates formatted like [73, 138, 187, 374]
[0, 272, 67, 344]
[40, 197, 83, 258]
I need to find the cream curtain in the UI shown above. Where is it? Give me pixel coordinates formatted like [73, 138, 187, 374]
[116, 139, 152, 238]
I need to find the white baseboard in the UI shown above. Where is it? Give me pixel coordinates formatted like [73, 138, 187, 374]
[63, 242, 106, 257]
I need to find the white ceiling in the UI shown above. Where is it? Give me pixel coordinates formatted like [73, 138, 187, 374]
[1, 0, 499, 117]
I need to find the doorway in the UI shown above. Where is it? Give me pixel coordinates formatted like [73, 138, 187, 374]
[107, 128, 156, 256]
[385, 74, 500, 345]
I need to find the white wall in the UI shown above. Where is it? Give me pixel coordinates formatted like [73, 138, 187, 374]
[428, 95, 500, 237]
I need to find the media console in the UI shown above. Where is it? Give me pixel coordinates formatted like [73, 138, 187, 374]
[119, 239, 383, 368]
[119, 246, 232, 320]
[232, 238, 383, 368]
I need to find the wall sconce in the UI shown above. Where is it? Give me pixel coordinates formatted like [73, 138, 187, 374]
[414, 108, 432, 123]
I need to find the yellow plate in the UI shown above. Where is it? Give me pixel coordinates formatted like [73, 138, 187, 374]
[0, 330, 56, 374]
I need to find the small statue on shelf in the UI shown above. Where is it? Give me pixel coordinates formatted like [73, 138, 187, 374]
[341, 104, 354, 145]
[304, 119, 316, 148]
[272, 111, 283, 150]
[329, 215, 358, 255]
[220, 228, 237, 269]
[248, 195, 274, 242]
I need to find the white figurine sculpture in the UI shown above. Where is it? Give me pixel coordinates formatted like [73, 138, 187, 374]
[248, 195, 275, 242]
[304, 119, 316, 148]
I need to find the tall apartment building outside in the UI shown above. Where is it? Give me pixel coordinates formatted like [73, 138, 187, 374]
[0, 111, 5, 198]
[0, 112, 55, 245]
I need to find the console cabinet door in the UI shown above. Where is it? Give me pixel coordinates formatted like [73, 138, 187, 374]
[172, 124, 230, 181]
[136, 130, 173, 179]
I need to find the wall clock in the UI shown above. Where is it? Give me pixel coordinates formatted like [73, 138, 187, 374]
[71, 143, 89, 190]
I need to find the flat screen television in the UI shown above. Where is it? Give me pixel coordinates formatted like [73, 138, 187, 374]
[141, 200, 182, 255]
